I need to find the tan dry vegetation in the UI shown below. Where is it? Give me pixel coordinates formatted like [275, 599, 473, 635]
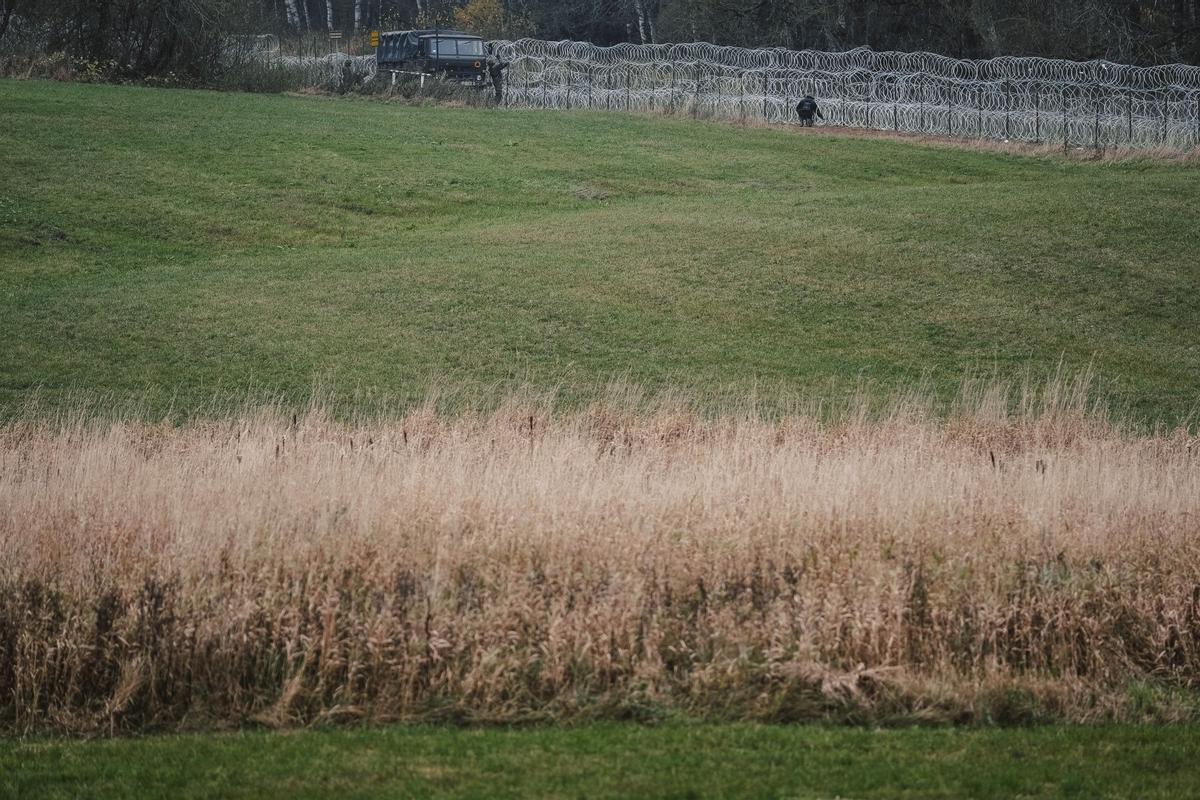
[2, 380, 1199, 734]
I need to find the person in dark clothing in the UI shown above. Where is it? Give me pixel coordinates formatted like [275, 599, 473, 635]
[796, 95, 824, 127]
[488, 59, 509, 103]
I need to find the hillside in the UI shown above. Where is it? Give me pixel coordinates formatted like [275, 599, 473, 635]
[1, 80, 1197, 419]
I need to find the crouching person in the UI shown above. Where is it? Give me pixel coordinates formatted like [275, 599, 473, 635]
[796, 95, 824, 127]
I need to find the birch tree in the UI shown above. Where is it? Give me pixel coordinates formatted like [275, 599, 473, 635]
[283, 0, 301, 27]
[630, 0, 648, 43]
[0, 0, 32, 43]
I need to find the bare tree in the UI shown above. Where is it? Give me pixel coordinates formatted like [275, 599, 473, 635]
[6, 0, 1197, 77]
[283, 0, 302, 27]
[0, 0, 31, 43]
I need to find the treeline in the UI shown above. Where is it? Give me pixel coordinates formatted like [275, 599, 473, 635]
[1, 0, 1197, 79]
[416, 0, 1200, 66]
[0, 1, 264, 78]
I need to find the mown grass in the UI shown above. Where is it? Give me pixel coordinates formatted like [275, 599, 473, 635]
[1, 79, 1198, 420]
[5, 723, 1200, 799]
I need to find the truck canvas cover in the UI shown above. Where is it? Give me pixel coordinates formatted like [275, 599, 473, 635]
[376, 30, 485, 70]
[377, 31, 419, 65]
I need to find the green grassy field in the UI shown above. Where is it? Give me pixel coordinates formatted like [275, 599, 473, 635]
[6, 723, 1200, 799]
[2, 80, 1198, 420]
[4, 80, 1200, 796]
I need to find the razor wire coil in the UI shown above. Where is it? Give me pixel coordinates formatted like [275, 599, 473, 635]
[493, 40, 1200, 150]
[231, 37, 1200, 150]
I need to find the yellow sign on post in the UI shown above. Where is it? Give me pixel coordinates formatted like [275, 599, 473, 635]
[369, 31, 380, 48]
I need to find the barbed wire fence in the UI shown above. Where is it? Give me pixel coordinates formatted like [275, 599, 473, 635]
[490, 40, 1200, 151]
[224, 36, 1200, 151]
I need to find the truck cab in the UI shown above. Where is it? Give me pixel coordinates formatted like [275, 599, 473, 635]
[376, 29, 487, 86]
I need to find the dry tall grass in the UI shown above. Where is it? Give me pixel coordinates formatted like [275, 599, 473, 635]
[2, 380, 1198, 734]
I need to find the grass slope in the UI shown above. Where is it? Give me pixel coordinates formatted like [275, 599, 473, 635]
[6, 723, 1200, 799]
[1, 80, 1198, 419]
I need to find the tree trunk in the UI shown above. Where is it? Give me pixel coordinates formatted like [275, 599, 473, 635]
[0, 2, 15, 45]
[325, 0, 334, 30]
[283, 0, 300, 28]
[354, 0, 364, 32]
[632, 0, 648, 43]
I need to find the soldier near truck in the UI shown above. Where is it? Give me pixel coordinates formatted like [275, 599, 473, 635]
[796, 95, 824, 126]
[485, 45, 509, 104]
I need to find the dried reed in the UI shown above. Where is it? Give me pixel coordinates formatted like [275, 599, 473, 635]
[2, 378, 1198, 733]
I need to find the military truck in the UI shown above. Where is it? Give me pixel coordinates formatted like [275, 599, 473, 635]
[376, 29, 488, 87]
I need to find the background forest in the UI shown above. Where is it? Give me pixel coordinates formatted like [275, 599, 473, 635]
[0, 0, 1197, 83]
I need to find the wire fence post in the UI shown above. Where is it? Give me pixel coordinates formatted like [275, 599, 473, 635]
[740, 70, 746, 123]
[1094, 97, 1101, 150]
[868, 75, 878, 128]
[1194, 92, 1200, 148]
[587, 65, 593, 109]
[1195, 93, 1200, 148]
[693, 63, 700, 119]
[626, 67, 631, 111]
[1127, 94, 1133, 146]
[947, 91, 953, 136]
[839, 74, 845, 126]
[1003, 80, 1010, 139]
[1159, 95, 1166, 145]
[762, 70, 769, 122]
[1035, 87, 1040, 141]
[1062, 87, 1069, 146]
[976, 87, 982, 138]
[669, 62, 676, 114]
[715, 68, 722, 119]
